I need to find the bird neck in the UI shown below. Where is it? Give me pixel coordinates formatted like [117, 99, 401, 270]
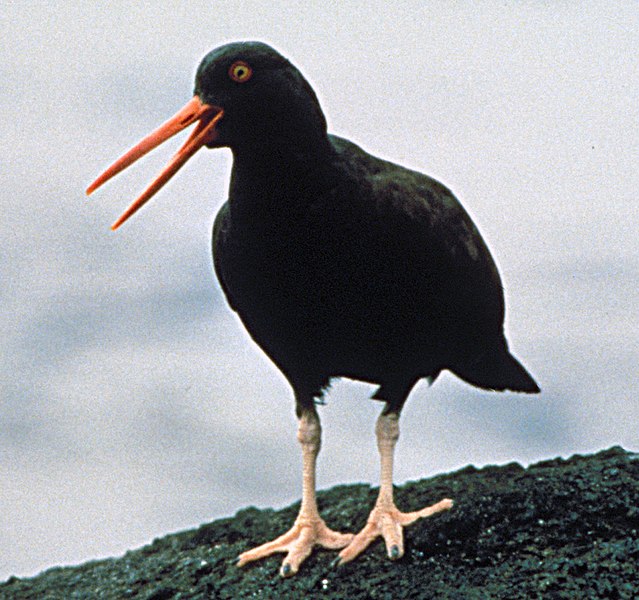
[231, 126, 333, 169]
[228, 136, 337, 225]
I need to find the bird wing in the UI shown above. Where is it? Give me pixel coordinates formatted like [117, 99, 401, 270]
[328, 135, 506, 341]
[331, 135, 497, 273]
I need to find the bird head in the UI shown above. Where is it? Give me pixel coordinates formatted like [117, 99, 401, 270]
[195, 41, 327, 152]
[86, 41, 327, 230]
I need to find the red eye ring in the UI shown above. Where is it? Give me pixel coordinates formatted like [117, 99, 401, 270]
[228, 61, 253, 83]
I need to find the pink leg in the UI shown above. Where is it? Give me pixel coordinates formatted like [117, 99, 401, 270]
[338, 411, 453, 564]
[237, 407, 353, 576]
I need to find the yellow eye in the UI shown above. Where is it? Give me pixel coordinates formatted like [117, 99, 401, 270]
[228, 61, 253, 83]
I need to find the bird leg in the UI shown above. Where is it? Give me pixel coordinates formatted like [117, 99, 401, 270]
[237, 406, 354, 576]
[338, 410, 453, 564]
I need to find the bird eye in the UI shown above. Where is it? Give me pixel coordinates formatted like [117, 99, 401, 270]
[228, 61, 253, 83]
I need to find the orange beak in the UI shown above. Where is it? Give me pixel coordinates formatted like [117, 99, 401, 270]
[86, 96, 224, 230]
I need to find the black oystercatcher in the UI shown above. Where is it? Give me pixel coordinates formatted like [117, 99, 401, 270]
[87, 41, 539, 576]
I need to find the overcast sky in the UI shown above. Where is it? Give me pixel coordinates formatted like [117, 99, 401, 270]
[1, 1, 637, 581]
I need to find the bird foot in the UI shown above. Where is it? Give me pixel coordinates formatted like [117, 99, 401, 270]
[336, 497, 453, 564]
[237, 515, 354, 577]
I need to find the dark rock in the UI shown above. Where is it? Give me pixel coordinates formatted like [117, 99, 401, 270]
[2, 447, 638, 599]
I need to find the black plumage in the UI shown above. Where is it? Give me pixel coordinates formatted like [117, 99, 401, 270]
[88, 41, 539, 576]
[205, 43, 538, 415]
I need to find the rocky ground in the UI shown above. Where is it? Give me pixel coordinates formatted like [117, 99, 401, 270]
[2, 447, 638, 599]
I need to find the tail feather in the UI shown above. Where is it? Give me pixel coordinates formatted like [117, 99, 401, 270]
[454, 351, 540, 394]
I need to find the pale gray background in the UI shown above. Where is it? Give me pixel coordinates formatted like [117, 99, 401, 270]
[1, 1, 637, 580]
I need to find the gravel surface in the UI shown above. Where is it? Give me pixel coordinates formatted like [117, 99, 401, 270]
[2, 446, 638, 599]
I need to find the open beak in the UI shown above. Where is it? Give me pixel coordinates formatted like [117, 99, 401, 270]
[86, 96, 224, 230]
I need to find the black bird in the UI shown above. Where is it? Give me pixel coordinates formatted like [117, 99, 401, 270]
[87, 41, 539, 577]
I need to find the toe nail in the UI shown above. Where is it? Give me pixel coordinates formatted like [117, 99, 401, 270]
[390, 545, 400, 559]
[330, 557, 342, 569]
[281, 563, 292, 577]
